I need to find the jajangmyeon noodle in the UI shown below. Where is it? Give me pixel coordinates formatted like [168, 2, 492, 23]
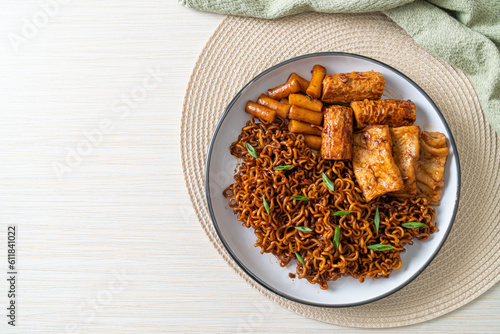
[223, 116, 437, 289]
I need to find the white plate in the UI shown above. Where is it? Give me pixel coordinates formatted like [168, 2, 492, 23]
[205, 52, 460, 307]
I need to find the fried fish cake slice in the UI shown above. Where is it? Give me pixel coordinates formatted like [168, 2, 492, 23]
[353, 125, 404, 202]
[321, 71, 385, 103]
[389, 126, 420, 198]
[321, 105, 353, 160]
[350, 99, 416, 128]
[417, 131, 449, 205]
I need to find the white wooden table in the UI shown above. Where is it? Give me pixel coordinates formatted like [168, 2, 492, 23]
[0, 1, 498, 332]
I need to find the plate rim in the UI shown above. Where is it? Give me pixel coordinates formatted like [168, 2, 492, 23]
[204, 51, 461, 308]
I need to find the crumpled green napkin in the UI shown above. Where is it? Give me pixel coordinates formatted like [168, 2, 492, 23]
[179, 0, 500, 135]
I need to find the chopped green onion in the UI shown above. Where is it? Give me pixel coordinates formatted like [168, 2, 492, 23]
[295, 226, 313, 232]
[291, 195, 310, 201]
[374, 206, 380, 236]
[334, 226, 340, 251]
[331, 210, 353, 216]
[294, 251, 305, 265]
[262, 195, 270, 214]
[367, 244, 395, 251]
[245, 143, 258, 159]
[273, 165, 293, 171]
[401, 222, 427, 229]
[322, 172, 334, 192]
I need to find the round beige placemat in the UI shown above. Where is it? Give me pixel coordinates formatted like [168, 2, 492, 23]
[180, 12, 500, 328]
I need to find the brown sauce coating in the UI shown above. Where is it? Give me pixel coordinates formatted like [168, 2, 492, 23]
[223, 117, 437, 289]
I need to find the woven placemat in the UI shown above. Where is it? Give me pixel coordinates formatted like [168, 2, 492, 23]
[180, 12, 500, 328]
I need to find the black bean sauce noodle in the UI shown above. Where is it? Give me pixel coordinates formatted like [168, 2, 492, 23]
[223, 117, 437, 289]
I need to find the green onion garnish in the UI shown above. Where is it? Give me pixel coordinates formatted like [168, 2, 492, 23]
[273, 165, 293, 171]
[334, 226, 340, 251]
[322, 172, 334, 192]
[367, 244, 395, 251]
[331, 211, 353, 216]
[401, 222, 427, 229]
[294, 251, 305, 265]
[245, 143, 258, 159]
[262, 195, 270, 214]
[291, 195, 310, 201]
[295, 226, 313, 232]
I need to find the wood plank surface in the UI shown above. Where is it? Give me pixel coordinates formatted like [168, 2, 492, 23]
[0, 1, 498, 332]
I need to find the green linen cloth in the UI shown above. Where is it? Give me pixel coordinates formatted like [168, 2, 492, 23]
[180, 0, 500, 135]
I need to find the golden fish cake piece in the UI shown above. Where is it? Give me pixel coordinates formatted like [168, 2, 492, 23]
[389, 126, 420, 198]
[321, 71, 385, 103]
[350, 99, 416, 128]
[321, 105, 353, 160]
[353, 125, 404, 202]
[417, 131, 449, 205]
